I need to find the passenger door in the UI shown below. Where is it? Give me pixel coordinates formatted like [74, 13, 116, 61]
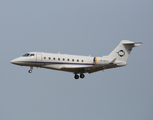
[36, 54, 42, 66]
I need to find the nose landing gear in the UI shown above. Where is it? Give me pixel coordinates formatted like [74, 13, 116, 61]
[28, 67, 33, 73]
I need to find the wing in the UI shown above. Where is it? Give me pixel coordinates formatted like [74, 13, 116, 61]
[61, 64, 117, 74]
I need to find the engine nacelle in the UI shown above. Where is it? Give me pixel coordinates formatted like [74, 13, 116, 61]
[93, 57, 110, 65]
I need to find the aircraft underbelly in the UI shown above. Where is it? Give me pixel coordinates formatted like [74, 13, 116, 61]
[42, 64, 93, 73]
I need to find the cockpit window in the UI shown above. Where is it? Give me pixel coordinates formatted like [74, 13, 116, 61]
[23, 53, 30, 57]
[30, 54, 35, 56]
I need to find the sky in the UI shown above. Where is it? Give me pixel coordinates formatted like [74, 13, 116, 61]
[0, 0, 153, 120]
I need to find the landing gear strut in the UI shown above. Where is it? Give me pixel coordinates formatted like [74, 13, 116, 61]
[28, 66, 33, 73]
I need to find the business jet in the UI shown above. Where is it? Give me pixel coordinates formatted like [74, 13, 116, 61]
[11, 40, 142, 79]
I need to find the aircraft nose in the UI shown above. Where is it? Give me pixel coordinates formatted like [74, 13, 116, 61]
[10, 57, 26, 66]
[10, 59, 18, 64]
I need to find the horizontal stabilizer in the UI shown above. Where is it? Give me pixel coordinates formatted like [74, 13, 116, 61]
[122, 40, 143, 47]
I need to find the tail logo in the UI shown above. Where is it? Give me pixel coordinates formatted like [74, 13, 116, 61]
[118, 50, 125, 57]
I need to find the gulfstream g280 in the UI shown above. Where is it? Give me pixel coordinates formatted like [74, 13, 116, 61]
[11, 40, 142, 79]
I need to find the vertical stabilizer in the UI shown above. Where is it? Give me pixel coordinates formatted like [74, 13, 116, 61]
[108, 40, 142, 62]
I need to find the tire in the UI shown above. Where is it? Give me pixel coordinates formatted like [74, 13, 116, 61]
[80, 74, 85, 78]
[74, 74, 79, 79]
[28, 70, 32, 73]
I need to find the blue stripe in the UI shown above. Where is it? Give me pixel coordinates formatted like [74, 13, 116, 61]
[24, 61, 94, 66]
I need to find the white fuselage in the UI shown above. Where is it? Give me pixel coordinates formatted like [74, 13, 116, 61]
[11, 52, 114, 73]
[11, 40, 141, 79]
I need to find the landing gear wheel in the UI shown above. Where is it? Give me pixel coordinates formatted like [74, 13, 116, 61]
[28, 66, 33, 73]
[80, 74, 85, 79]
[28, 70, 32, 73]
[74, 74, 79, 79]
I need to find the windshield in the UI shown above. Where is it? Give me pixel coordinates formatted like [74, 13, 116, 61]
[23, 53, 30, 57]
[30, 54, 35, 56]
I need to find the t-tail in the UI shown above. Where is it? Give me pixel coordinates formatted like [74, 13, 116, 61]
[108, 40, 142, 63]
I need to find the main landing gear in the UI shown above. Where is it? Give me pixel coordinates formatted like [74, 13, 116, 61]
[28, 66, 33, 73]
[74, 74, 85, 79]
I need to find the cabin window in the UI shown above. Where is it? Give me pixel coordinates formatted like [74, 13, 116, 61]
[82, 60, 84, 62]
[53, 58, 55, 60]
[63, 58, 65, 61]
[58, 58, 60, 60]
[67, 59, 69, 61]
[49, 57, 51, 60]
[44, 57, 46, 59]
[77, 59, 79, 62]
[72, 59, 74, 62]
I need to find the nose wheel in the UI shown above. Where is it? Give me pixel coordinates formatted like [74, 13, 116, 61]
[28, 70, 32, 73]
[28, 67, 33, 73]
